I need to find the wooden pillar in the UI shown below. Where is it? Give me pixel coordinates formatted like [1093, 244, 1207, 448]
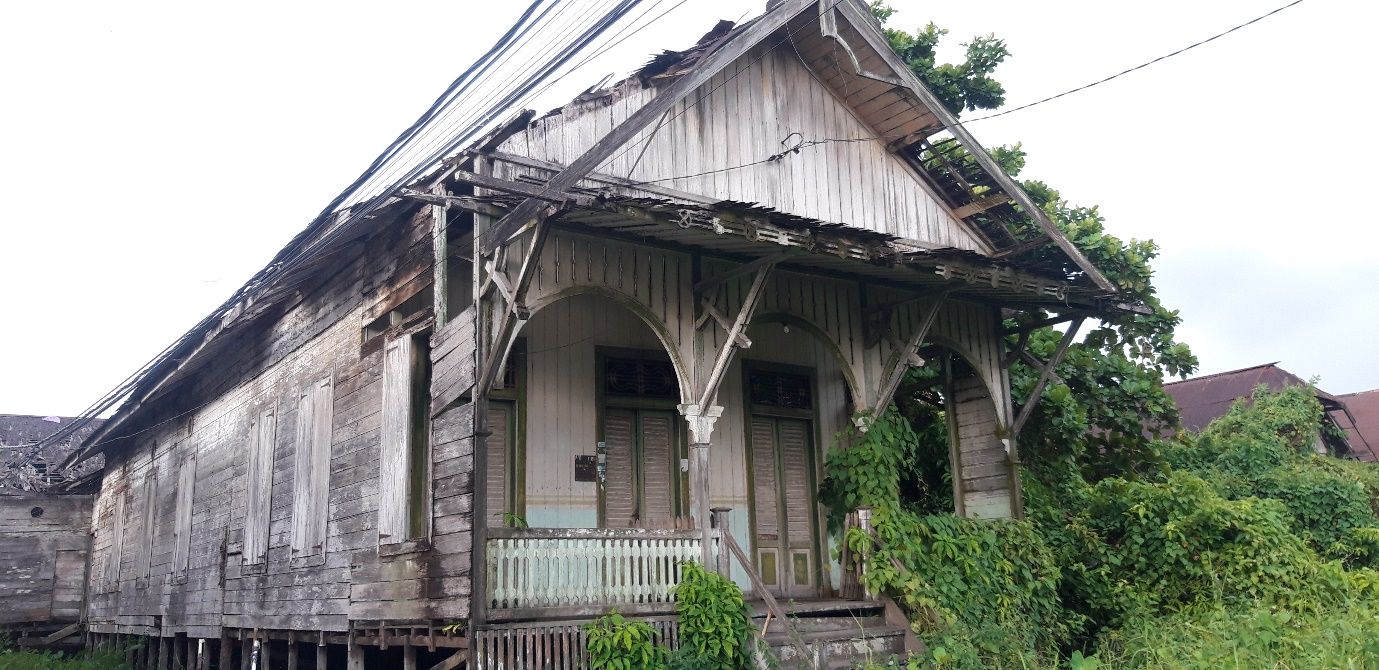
[710, 507, 732, 577]
[680, 404, 723, 566]
[288, 637, 300, 670]
[347, 639, 366, 670]
[317, 641, 329, 670]
[431, 187, 449, 329]
[856, 507, 873, 600]
[260, 637, 271, 670]
[402, 639, 417, 670]
[239, 638, 252, 670]
[158, 637, 171, 670]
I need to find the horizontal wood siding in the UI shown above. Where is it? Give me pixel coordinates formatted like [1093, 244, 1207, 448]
[86, 202, 476, 634]
[0, 494, 92, 626]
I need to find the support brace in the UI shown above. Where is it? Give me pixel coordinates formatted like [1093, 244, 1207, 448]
[695, 261, 777, 409]
[1009, 318, 1084, 440]
[475, 206, 560, 396]
[869, 290, 950, 418]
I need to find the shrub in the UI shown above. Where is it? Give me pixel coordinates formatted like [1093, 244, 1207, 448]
[671, 562, 756, 670]
[585, 612, 666, 670]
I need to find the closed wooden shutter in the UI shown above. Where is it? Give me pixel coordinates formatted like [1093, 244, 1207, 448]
[292, 377, 334, 555]
[379, 336, 415, 541]
[603, 409, 636, 528]
[639, 412, 676, 527]
[485, 401, 513, 527]
[244, 409, 276, 563]
[750, 417, 780, 541]
[134, 467, 156, 578]
[173, 454, 196, 573]
[106, 491, 126, 588]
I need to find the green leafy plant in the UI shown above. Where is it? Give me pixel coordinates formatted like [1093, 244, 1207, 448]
[585, 612, 667, 670]
[671, 562, 757, 670]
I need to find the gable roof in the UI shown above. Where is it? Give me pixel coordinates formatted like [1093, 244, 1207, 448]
[1163, 362, 1364, 457]
[481, 0, 1115, 291]
[58, 0, 1129, 464]
[1337, 389, 1379, 461]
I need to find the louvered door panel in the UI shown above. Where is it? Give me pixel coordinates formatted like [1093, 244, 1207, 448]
[640, 412, 677, 527]
[603, 409, 637, 528]
[778, 418, 814, 593]
[485, 402, 513, 526]
[750, 417, 780, 540]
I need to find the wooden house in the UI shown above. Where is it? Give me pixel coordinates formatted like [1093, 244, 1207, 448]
[66, 1, 1131, 667]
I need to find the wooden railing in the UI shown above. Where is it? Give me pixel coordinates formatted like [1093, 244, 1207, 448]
[485, 528, 703, 621]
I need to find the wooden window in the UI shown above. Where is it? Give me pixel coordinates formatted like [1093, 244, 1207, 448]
[172, 453, 196, 574]
[291, 376, 334, 556]
[603, 357, 678, 399]
[378, 333, 432, 543]
[747, 369, 813, 409]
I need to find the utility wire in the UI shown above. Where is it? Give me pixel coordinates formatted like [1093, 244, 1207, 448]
[41, 0, 650, 463]
[960, 0, 1307, 125]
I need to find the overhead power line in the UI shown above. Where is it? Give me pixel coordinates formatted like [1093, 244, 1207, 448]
[960, 0, 1308, 125]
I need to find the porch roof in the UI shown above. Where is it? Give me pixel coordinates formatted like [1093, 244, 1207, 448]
[438, 164, 1130, 314]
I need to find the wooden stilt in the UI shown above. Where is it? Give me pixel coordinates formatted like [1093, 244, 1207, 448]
[239, 638, 252, 670]
[402, 638, 416, 670]
[219, 634, 233, 670]
[158, 637, 171, 670]
[347, 639, 365, 670]
[288, 636, 299, 670]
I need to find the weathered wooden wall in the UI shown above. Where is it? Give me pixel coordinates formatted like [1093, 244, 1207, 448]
[0, 493, 91, 627]
[496, 42, 985, 251]
[86, 203, 476, 637]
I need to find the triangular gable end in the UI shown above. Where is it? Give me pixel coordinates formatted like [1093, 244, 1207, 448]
[485, 0, 1113, 291]
[503, 32, 994, 253]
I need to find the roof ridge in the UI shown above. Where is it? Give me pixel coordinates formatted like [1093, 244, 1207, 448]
[1163, 361, 1283, 386]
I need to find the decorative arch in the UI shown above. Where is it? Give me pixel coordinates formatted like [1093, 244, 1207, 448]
[752, 310, 864, 410]
[504, 285, 693, 404]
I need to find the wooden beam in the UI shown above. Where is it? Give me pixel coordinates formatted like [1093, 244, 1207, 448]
[1002, 311, 1085, 335]
[692, 252, 793, 295]
[431, 185, 449, 329]
[475, 206, 558, 397]
[835, 0, 1116, 293]
[427, 650, 467, 670]
[720, 531, 818, 670]
[991, 236, 1054, 260]
[477, 0, 817, 253]
[952, 194, 1009, 219]
[870, 291, 948, 417]
[1010, 318, 1084, 440]
[697, 260, 777, 408]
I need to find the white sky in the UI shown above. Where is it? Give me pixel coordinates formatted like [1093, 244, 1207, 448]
[1, 0, 1375, 417]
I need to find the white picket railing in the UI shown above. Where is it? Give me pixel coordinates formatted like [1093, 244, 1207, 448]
[486, 528, 704, 617]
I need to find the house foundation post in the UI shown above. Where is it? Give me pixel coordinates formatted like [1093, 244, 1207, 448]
[679, 404, 723, 566]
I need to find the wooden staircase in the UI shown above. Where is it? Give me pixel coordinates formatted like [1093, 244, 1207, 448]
[752, 600, 909, 669]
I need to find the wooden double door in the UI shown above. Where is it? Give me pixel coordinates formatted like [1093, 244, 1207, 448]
[601, 408, 686, 528]
[749, 413, 820, 598]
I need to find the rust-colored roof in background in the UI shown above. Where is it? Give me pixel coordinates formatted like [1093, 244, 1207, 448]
[1164, 363, 1338, 432]
[1338, 389, 1379, 462]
